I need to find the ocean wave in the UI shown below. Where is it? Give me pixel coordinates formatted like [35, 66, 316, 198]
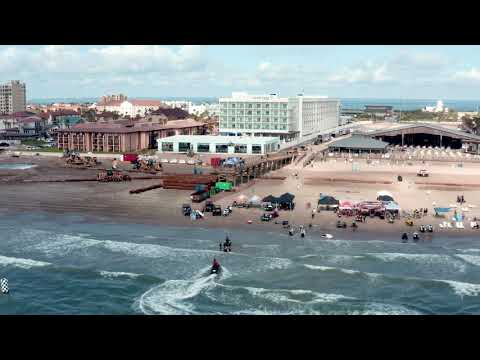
[349, 302, 422, 315]
[303, 264, 360, 275]
[366, 252, 467, 273]
[456, 248, 480, 254]
[138, 266, 220, 315]
[440, 280, 480, 298]
[0, 255, 51, 269]
[303, 263, 480, 298]
[99, 271, 143, 280]
[455, 254, 480, 267]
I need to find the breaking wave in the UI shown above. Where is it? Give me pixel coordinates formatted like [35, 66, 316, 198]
[0, 254, 51, 269]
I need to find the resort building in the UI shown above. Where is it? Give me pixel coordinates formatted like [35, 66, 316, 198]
[218, 92, 340, 142]
[0, 111, 46, 140]
[0, 80, 26, 115]
[157, 135, 280, 155]
[56, 118, 206, 153]
[95, 99, 165, 117]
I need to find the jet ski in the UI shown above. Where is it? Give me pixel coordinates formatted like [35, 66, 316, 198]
[401, 233, 408, 243]
[413, 232, 419, 242]
[210, 259, 221, 274]
[321, 234, 333, 239]
[419, 225, 426, 233]
[289, 228, 294, 236]
[210, 264, 221, 274]
[427, 225, 433, 233]
[300, 229, 306, 238]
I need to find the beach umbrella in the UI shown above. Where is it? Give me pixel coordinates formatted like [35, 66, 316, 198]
[249, 195, 261, 204]
[377, 190, 393, 198]
[377, 194, 394, 202]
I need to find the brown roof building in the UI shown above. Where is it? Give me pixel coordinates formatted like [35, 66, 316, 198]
[56, 118, 207, 153]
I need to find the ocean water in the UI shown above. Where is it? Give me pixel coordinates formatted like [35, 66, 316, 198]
[341, 98, 480, 112]
[28, 97, 480, 112]
[0, 212, 479, 315]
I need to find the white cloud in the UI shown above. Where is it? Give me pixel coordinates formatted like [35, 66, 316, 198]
[454, 68, 480, 81]
[329, 62, 392, 84]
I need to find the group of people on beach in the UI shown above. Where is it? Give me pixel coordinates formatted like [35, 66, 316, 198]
[457, 195, 466, 204]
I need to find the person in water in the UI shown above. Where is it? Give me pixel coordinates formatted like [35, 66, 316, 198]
[219, 242, 223, 251]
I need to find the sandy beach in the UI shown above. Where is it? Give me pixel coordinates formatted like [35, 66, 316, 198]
[1, 148, 480, 241]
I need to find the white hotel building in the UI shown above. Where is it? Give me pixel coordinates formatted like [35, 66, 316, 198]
[219, 92, 340, 141]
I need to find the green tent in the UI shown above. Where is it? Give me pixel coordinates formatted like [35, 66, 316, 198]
[215, 182, 233, 191]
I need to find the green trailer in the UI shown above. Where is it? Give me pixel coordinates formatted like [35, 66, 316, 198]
[215, 181, 233, 192]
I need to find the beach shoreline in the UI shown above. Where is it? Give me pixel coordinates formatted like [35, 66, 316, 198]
[1, 152, 480, 241]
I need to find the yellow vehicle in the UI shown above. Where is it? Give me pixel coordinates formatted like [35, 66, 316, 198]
[405, 219, 414, 226]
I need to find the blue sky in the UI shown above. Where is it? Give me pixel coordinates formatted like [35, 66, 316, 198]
[1, 45, 480, 100]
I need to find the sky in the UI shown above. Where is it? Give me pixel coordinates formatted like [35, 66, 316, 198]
[1, 45, 480, 100]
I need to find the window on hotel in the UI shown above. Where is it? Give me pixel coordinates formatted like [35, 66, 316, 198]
[197, 144, 210, 152]
[252, 145, 262, 154]
[216, 144, 228, 153]
[256, 103, 261, 108]
[247, 110, 252, 115]
[231, 103, 236, 108]
[247, 104, 253, 108]
[162, 142, 173, 152]
[178, 142, 191, 152]
[265, 104, 269, 108]
[234, 144, 247, 154]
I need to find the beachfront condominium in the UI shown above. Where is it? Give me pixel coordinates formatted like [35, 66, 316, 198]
[0, 80, 27, 115]
[219, 92, 340, 141]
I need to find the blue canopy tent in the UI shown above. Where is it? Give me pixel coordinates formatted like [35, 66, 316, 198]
[434, 207, 451, 216]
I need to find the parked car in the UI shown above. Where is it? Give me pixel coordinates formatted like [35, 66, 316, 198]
[204, 200, 215, 212]
[263, 204, 274, 211]
[261, 213, 273, 222]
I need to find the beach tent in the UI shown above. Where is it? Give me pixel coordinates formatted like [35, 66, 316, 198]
[384, 201, 401, 214]
[249, 195, 262, 205]
[377, 190, 393, 198]
[377, 194, 394, 202]
[434, 207, 451, 216]
[339, 200, 354, 210]
[262, 195, 279, 204]
[318, 195, 339, 206]
[279, 193, 295, 203]
[278, 193, 295, 210]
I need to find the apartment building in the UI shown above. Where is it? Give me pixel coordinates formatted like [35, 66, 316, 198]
[0, 80, 26, 115]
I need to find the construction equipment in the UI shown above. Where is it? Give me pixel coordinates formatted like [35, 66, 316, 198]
[133, 159, 162, 173]
[97, 169, 132, 182]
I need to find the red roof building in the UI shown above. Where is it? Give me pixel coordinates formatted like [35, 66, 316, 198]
[56, 118, 207, 153]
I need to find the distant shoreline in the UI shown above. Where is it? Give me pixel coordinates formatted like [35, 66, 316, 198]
[26, 97, 480, 112]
